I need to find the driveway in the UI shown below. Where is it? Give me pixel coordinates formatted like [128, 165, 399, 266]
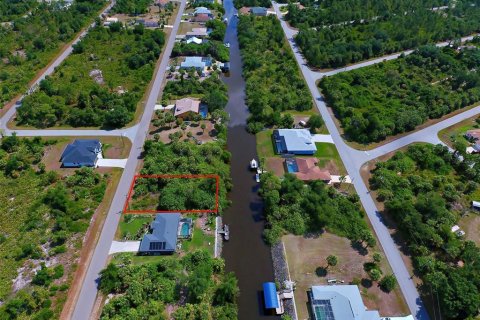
[96, 158, 128, 168]
[311, 134, 334, 143]
[109, 241, 140, 254]
[329, 175, 352, 184]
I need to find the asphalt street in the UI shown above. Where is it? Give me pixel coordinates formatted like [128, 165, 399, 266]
[71, 0, 187, 318]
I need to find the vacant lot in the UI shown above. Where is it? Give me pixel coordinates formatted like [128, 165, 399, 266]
[283, 233, 409, 319]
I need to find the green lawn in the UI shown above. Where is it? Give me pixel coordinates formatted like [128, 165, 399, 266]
[438, 116, 480, 147]
[182, 226, 215, 255]
[314, 142, 347, 175]
[256, 130, 276, 159]
[118, 215, 154, 240]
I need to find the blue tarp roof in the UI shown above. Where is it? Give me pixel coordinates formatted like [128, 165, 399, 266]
[263, 282, 279, 309]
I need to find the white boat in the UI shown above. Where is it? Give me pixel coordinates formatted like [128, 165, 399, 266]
[250, 159, 258, 169]
[256, 173, 260, 183]
[224, 42, 230, 48]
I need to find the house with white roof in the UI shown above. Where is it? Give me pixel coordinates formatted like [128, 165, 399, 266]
[273, 129, 317, 155]
[309, 285, 381, 320]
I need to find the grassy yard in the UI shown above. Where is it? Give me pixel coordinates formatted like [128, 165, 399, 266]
[256, 130, 276, 159]
[117, 215, 154, 240]
[438, 115, 480, 147]
[181, 226, 215, 255]
[314, 142, 346, 175]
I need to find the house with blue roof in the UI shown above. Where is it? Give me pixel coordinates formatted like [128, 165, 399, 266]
[309, 285, 381, 320]
[60, 139, 102, 168]
[139, 214, 181, 255]
[273, 129, 317, 155]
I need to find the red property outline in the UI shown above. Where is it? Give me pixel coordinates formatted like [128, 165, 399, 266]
[123, 174, 220, 214]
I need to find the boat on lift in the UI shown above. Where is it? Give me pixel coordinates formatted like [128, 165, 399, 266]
[223, 224, 230, 241]
[250, 158, 258, 169]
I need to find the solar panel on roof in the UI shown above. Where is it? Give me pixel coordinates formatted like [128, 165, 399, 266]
[149, 241, 166, 250]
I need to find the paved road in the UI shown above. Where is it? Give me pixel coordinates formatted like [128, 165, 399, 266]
[0, 1, 116, 131]
[71, 0, 187, 318]
[273, 3, 431, 319]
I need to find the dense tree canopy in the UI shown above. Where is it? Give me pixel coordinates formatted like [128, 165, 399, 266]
[370, 144, 480, 318]
[287, 0, 447, 28]
[320, 45, 480, 143]
[100, 250, 238, 319]
[237, 15, 312, 132]
[131, 140, 231, 213]
[0, 0, 105, 105]
[0, 0, 36, 21]
[233, 0, 271, 8]
[260, 173, 375, 246]
[111, 0, 152, 14]
[16, 24, 165, 128]
[289, 0, 480, 68]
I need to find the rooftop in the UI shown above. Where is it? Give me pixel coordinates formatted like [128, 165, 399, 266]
[310, 285, 380, 320]
[174, 98, 201, 116]
[139, 214, 181, 253]
[60, 139, 102, 166]
[180, 56, 206, 69]
[295, 158, 331, 181]
[274, 129, 317, 154]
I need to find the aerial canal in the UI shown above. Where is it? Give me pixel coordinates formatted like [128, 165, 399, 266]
[221, 1, 280, 319]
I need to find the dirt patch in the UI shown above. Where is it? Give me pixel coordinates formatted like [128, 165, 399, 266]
[283, 233, 409, 319]
[458, 211, 480, 245]
[266, 158, 285, 176]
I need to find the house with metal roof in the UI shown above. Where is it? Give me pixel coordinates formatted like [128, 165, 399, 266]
[139, 214, 181, 255]
[180, 56, 212, 71]
[250, 7, 267, 16]
[273, 129, 317, 155]
[60, 139, 102, 168]
[194, 7, 211, 15]
[309, 285, 381, 320]
[186, 27, 209, 38]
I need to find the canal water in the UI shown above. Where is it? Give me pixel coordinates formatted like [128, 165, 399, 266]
[221, 1, 280, 319]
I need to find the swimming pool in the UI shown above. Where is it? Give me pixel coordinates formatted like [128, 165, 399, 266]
[180, 222, 190, 237]
[285, 159, 299, 173]
[199, 105, 208, 118]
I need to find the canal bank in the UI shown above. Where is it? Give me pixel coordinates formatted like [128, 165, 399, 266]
[221, 1, 280, 319]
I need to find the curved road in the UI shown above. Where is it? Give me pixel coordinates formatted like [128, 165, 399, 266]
[71, 0, 187, 318]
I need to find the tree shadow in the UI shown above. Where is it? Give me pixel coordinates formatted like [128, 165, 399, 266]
[350, 241, 368, 256]
[361, 278, 373, 288]
[315, 267, 327, 277]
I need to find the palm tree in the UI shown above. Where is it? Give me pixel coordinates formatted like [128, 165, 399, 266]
[326, 255, 338, 268]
